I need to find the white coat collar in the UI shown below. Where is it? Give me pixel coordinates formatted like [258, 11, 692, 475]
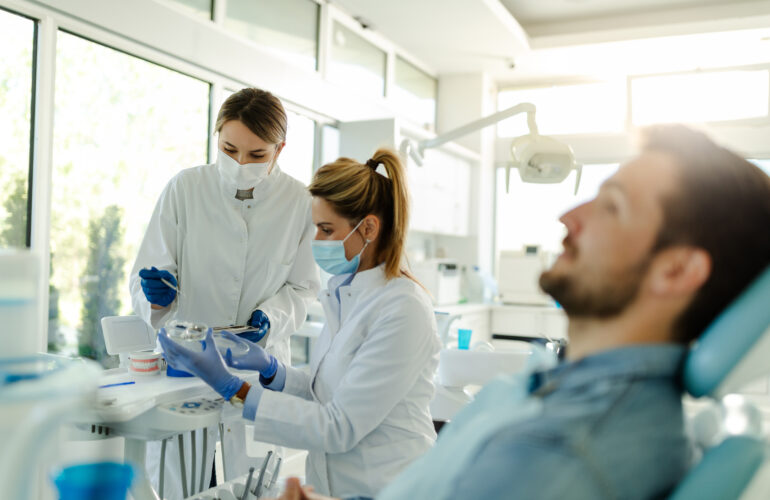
[217, 162, 284, 201]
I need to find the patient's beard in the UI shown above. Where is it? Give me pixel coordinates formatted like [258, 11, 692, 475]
[539, 258, 650, 319]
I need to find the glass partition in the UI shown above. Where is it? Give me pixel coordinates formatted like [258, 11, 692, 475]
[225, 0, 319, 71]
[393, 56, 437, 129]
[497, 82, 626, 137]
[329, 21, 386, 97]
[163, 0, 213, 20]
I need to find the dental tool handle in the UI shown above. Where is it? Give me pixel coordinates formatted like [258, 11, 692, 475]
[160, 277, 182, 295]
[253, 450, 273, 498]
[266, 457, 282, 489]
[241, 466, 256, 500]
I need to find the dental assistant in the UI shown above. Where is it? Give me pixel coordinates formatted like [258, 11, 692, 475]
[129, 88, 320, 497]
[159, 149, 441, 499]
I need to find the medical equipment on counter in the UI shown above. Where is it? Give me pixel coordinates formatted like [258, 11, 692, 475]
[189, 451, 283, 499]
[102, 315, 158, 367]
[80, 363, 267, 500]
[412, 259, 461, 305]
[400, 102, 581, 193]
[669, 266, 770, 500]
[497, 246, 553, 306]
[0, 249, 40, 356]
[0, 354, 104, 500]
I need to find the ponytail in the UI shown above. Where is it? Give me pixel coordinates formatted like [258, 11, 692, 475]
[308, 148, 411, 280]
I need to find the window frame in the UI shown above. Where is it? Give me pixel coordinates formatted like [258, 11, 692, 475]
[0, 6, 38, 248]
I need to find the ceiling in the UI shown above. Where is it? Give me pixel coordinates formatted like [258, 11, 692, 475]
[501, 0, 735, 27]
[331, 0, 770, 85]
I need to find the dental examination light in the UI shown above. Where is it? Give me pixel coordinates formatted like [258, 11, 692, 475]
[399, 103, 582, 194]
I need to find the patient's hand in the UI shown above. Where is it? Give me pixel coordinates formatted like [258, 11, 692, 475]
[270, 477, 341, 500]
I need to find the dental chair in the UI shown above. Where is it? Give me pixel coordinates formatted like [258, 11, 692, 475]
[668, 266, 770, 500]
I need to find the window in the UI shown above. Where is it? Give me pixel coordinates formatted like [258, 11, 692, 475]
[225, 0, 319, 71]
[749, 159, 770, 176]
[329, 21, 386, 97]
[280, 111, 316, 185]
[631, 70, 770, 125]
[495, 164, 619, 255]
[50, 32, 210, 363]
[163, 0, 213, 20]
[393, 56, 437, 129]
[497, 81, 626, 137]
[0, 9, 35, 249]
[321, 125, 340, 166]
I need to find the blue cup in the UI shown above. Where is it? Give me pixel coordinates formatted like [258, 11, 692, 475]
[458, 329, 472, 350]
[53, 462, 134, 500]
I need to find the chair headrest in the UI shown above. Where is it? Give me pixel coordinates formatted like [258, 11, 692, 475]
[684, 266, 770, 398]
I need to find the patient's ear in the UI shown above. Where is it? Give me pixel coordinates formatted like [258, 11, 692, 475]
[649, 247, 711, 297]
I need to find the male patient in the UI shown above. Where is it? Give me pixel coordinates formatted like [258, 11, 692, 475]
[275, 125, 770, 500]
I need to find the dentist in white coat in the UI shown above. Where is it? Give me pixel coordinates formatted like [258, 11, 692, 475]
[159, 148, 441, 499]
[130, 88, 320, 498]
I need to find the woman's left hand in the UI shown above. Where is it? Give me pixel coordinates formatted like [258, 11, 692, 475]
[158, 327, 244, 400]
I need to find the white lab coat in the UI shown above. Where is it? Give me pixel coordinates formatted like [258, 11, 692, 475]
[248, 264, 441, 498]
[129, 162, 320, 498]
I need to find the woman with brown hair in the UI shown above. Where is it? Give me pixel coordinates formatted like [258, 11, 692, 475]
[160, 149, 441, 498]
[130, 88, 320, 497]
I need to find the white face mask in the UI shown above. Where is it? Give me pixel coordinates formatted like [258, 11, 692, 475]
[216, 148, 274, 189]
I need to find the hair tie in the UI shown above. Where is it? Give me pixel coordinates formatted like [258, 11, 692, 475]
[366, 158, 380, 170]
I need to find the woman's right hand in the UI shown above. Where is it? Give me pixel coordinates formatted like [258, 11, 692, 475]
[221, 330, 278, 376]
[138, 266, 177, 307]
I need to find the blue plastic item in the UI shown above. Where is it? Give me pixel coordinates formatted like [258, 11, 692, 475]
[668, 436, 765, 500]
[53, 462, 133, 500]
[684, 266, 770, 397]
[458, 329, 472, 350]
[0, 355, 64, 386]
[166, 364, 194, 377]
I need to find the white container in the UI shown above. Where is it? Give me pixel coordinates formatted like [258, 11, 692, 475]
[0, 249, 40, 357]
[411, 259, 461, 305]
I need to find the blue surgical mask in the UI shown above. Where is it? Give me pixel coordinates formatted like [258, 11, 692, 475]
[312, 219, 370, 276]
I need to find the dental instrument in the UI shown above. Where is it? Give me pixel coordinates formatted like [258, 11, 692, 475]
[241, 466, 255, 500]
[99, 381, 136, 389]
[160, 277, 182, 296]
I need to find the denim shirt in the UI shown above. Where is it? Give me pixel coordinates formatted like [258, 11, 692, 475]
[373, 344, 690, 500]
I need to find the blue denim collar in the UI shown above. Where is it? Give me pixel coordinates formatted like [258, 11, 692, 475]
[529, 344, 687, 395]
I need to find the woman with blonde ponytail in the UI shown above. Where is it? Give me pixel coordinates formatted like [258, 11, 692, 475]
[160, 148, 440, 499]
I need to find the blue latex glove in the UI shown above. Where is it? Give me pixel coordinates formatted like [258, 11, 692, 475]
[138, 266, 177, 307]
[221, 330, 278, 377]
[157, 327, 243, 400]
[240, 310, 270, 343]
